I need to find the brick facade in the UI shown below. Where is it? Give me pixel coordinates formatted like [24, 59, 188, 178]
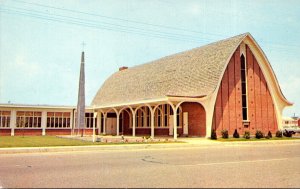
[14, 129, 42, 136]
[212, 45, 278, 136]
[181, 102, 206, 137]
[0, 128, 11, 136]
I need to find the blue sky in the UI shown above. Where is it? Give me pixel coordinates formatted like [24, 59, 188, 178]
[0, 0, 299, 117]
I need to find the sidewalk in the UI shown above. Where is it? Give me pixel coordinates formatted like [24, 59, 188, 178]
[1, 137, 300, 154]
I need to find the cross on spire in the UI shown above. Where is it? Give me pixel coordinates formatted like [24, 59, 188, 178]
[81, 42, 86, 51]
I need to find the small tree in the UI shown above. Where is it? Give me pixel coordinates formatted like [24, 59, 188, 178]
[243, 131, 250, 139]
[255, 130, 264, 139]
[233, 129, 240, 138]
[211, 129, 217, 140]
[221, 129, 229, 139]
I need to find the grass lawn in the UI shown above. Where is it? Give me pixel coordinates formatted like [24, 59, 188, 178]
[214, 137, 300, 142]
[0, 136, 98, 148]
[0, 136, 180, 148]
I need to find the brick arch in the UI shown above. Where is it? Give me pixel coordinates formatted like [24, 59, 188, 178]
[212, 45, 278, 136]
[181, 102, 206, 137]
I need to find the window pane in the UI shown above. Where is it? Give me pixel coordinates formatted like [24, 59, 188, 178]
[242, 95, 247, 107]
[158, 115, 161, 127]
[242, 108, 248, 120]
[7, 118, 10, 128]
[241, 55, 245, 69]
[242, 83, 247, 94]
[164, 115, 168, 127]
[241, 70, 246, 81]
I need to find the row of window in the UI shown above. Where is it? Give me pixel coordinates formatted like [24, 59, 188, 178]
[0, 111, 96, 128]
[16, 111, 42, 128]
[47, 112, 71, 128]
[134, 105, 182, 128]
[1, 108, 184, 129]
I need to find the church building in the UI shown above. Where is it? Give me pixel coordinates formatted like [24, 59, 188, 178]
[0, 33, 292, 138]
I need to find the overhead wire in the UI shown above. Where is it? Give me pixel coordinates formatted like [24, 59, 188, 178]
[0, 6, 212, 44]
[1, 0, 299, 52]
[11, 0, 225, 38]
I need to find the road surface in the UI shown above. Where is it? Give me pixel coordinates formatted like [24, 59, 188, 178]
[0, 143, 299, 188]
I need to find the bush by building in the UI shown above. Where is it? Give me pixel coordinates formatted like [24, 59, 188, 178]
[221, 129, 229, 139]
[267, 131, 272, 138]
[243, 131, 250, 139]
[233, 129, 240, 138]
[255, 130, 264, 139]
[211, 129, 217, 140]
[276, 130, 282, 137]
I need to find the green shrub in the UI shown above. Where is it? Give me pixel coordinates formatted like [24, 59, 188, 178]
[243, 131, 250, 139]
[275, 130, 282, 137]
[233, 129, 240, 138]
[255, 130, 264, 139]
[221, 129, 229, 139]
[211, 129, 217, 140]
[267, 131, 272, 138]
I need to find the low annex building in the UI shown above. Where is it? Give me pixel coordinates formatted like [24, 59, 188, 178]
[0, 33, 292, 138]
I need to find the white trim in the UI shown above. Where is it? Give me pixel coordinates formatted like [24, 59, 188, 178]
[93, 97, 169, 109]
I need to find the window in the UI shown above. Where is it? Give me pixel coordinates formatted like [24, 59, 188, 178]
[16, 111, 41, 128]
[85, 113, 94, 128]
[146, 107, 150, 127]
[164, 104, 168, 127]
[74, 112, 97, 128]
[130, 105, 182, 128]
[0, 111, 11, 128]
[47, 112, 71, 128]
[240, 54, 248, 121]
[157, 108, 161, 127]
[176, 108, 180, 127]
[136, 109, 140, 127]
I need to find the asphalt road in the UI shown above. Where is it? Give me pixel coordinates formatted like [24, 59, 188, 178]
[0, 143, 299, 188]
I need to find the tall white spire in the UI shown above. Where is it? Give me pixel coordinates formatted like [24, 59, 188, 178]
[76, 51, 85, 136]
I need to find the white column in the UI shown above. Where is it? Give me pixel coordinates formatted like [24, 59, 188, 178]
[71, 109, 75, 135]
[202, 100, 213, 138]
[41, 111, 47, 136]
[10, 110, 16, 136]
[150, 110, 155, 139]
[103, 113, 107, 135]
[173, 107, 177, 140]
[116, 113, 120, 136]
[132, 111, 136, 137]
[97, 111, 101, 135]
[92, 112, 97, 142]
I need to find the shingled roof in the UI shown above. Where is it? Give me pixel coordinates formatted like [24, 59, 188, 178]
[92, 33, 248, 107]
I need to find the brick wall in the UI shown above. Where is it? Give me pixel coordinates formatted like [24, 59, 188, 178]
[181, 102, 206, 137]
[0, 129, 11, 136]
[14, 129, 42, 136]
[213, 45, 278, 136]
[46, 129, 72, 135]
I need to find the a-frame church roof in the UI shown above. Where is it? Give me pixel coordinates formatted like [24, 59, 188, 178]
[92, 33, 290, 107]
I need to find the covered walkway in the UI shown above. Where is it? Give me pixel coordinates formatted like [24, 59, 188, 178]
[92, 98, 208, 140]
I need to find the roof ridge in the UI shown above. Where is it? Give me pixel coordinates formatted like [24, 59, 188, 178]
[122, 33, 249, 71]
